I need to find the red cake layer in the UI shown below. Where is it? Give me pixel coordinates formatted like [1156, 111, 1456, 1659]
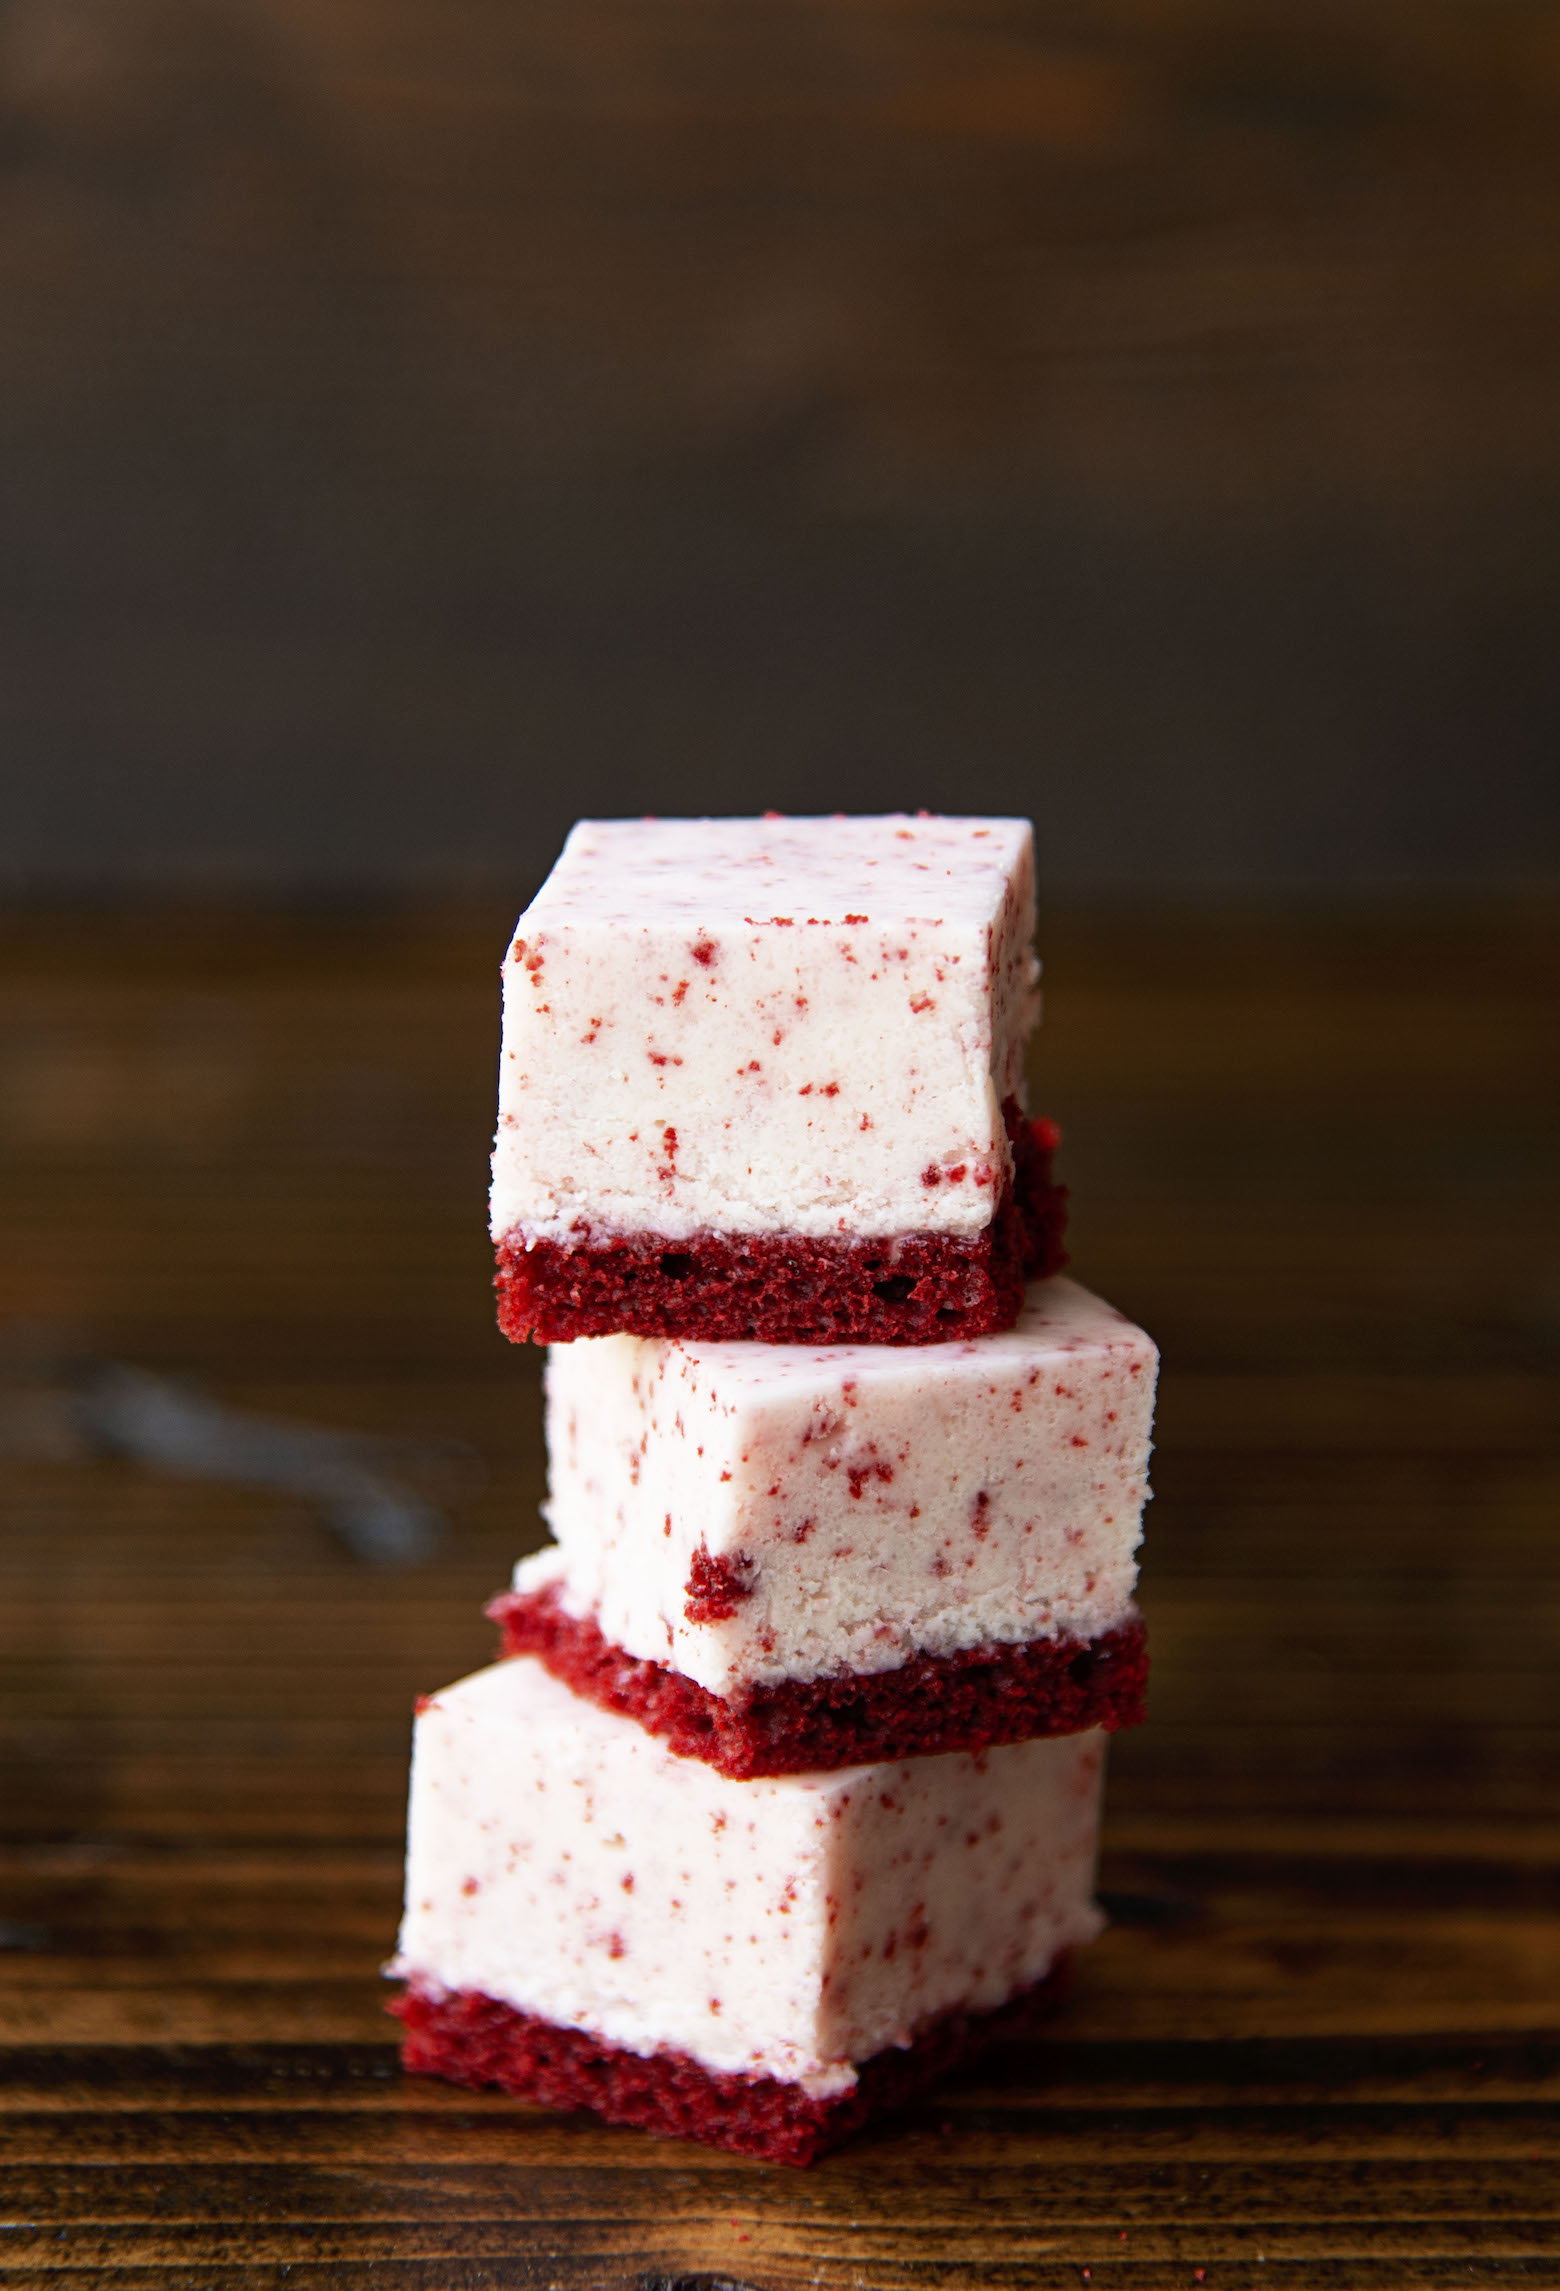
[392, 1957, 1071, 2166]
[488, 1584, 1146, 1778]
[495, 1101, 1067, 1346]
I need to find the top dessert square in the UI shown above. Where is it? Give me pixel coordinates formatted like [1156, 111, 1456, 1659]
[491, 814, 1066, 1345]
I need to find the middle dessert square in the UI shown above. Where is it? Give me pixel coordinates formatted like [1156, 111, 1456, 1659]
[493, 1274, 1158, 1777]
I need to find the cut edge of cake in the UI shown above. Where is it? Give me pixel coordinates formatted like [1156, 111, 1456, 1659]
[488, 1581, 1147, 1778]
[496, 1101, 1067, 1345]
[391, 1953, 1075, 2167]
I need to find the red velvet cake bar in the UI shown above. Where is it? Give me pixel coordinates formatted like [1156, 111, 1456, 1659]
[390, 1656, 1104, 2164]
[491, 815, 1065, 1345]
[495, 1275, 1157, 1773]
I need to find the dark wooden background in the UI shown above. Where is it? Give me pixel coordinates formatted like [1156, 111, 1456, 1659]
[3, 0, 1559, 893]
[2, 900, 1556, 2285]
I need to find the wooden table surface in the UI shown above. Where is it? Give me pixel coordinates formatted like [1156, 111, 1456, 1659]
[2, 901, 1556, 2288]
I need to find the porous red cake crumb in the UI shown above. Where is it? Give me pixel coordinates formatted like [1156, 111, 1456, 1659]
[495, 1101, 1067, 1346]
[488, 1585, 1146, 1778]
[391, 1958, 1071, 2165]
[682, 1545, 755, 1623]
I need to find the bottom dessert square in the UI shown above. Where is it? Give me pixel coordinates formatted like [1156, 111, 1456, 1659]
[389, 1655, 1105, 2162]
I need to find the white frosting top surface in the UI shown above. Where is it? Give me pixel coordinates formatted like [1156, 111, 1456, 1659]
[491, 813, 1040, 1243]
[525, 1275, 1156, 1695]
[528, 814, 1033, 926]
[393, 1655, 1104, 2092]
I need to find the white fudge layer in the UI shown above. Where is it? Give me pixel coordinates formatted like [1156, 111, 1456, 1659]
[491, 814, 1040, 1245]
[393, 1656, 1104, 2096]
[518, 1276, 1157, 1697]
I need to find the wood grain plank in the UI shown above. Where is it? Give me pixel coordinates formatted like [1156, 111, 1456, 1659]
[1, 904, 1555, 2284]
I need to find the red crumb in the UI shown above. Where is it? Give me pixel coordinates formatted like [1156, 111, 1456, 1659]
[391, 1957, 1072, 2167]
[496, 1104, 1066, 1346]
[683, 1546, 756, 1624]
[488, 1586, 1147, 1777]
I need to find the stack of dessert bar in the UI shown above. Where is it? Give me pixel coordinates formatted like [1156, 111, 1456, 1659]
[390, 815, 1158, 2164]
